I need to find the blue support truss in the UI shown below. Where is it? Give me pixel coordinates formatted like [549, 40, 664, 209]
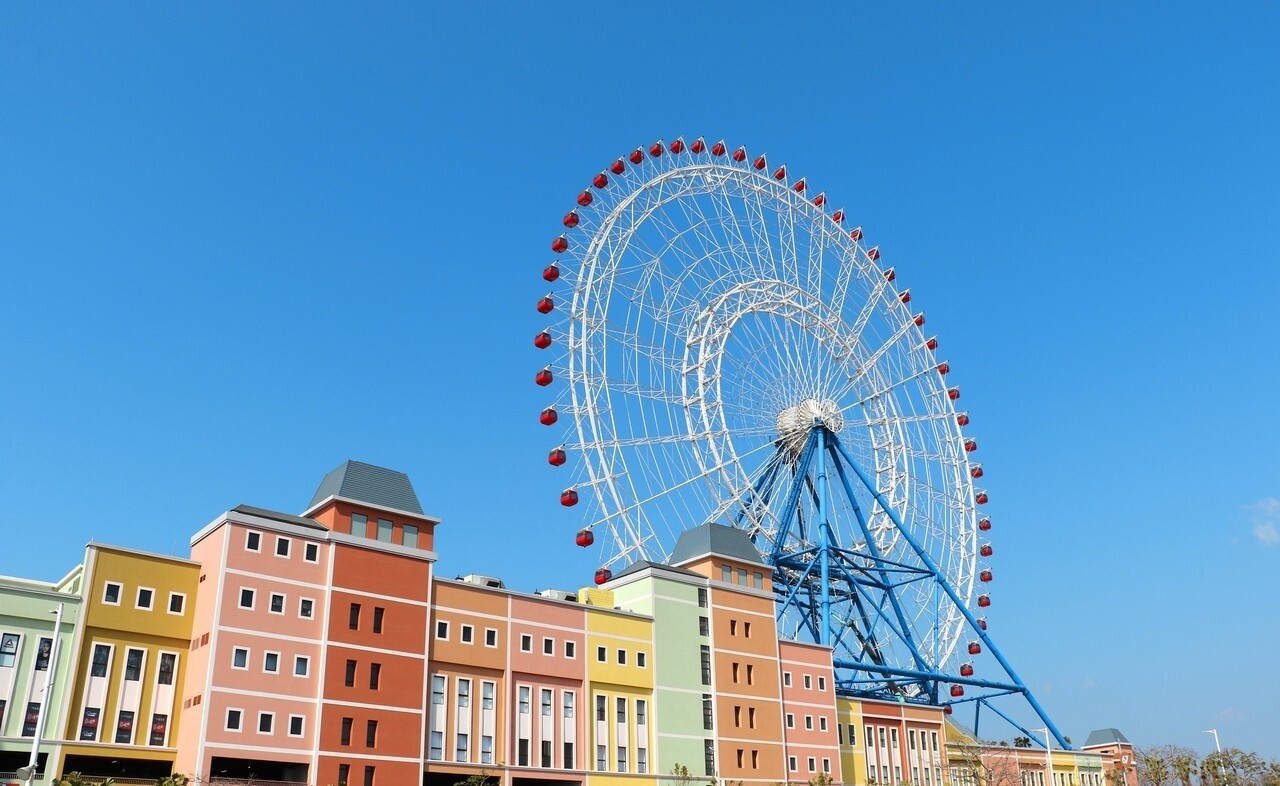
[753, 421, 1070, 749]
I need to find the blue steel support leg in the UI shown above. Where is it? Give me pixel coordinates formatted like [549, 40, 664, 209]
[816, 427, 832, 646]
[829, 434, 1071, 750]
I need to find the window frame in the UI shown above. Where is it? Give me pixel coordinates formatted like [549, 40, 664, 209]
[102, 581, 123, 606]
[135, 586, 155, 611]
[275, 536, 291, 558]
[167, 592, 186, 615]
[244, 530, 261, 552]
[304, 542, 320, 563]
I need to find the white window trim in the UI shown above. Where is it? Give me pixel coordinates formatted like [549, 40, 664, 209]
[543, 637, 554, 655]
[298, 597, 315, 619]
[245, 530, 262, 552]
[303, 542, 320, 563]
[275, 536, 291, 558]
[637, 651, 647, 668]
[257, 710, 275, 735]
[437, 621, 450, 641]
[294, 655, 309, 677]
[231, 646, 250, 670]
[226, 707, 244, 732]
[268, 592, 286, 616]
[238, 587, 255, 611]
[102, 581, 123, 606]
[263, 650, 281, 674]
[564, 640, 576, 659]
[288, 714, 306, 737]
[484, 628, 498, 648]
[167, 591, 186, 616]
[783, 671, 792, 686]
[461, 624, 474, 644]
[520, 634, 532, 652]
[135, 586, 155, 611]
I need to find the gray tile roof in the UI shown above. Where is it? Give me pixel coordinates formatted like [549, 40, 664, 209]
[1083, 728, 1131, 747]
[668, 522, 763, 567]
[308, 460, 423, 515]
[233, 505, 327, 531]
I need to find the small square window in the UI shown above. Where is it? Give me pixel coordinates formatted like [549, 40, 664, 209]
[299, 598, 314, 619]
[269, 593, 285, 614]
[520, 634, 532, 652]
[637, 652, 647, 668]
[437, 621, 450, 640]
[485, 628, 498, 648]
[226, 709, 242, 731]
[461, 625, 474, 644]
[232, 647, 249, 669]
[258, 711, 274, 734]
[617, 649, 627, 665]
[564, 641, 576, 659]
[304, 542, 319, 563]
[543, 637, 554, 655]
[136, 587, 154, 610]
[294, 656, 309, 676]
[238, 588, 255, 610]
[351, 513, 367, 536]
[264, 652, 279, 673]
[596, 646, 607, 662]
[289, 715, 305, 737]
[168, 592, 186, 615]
[275, 537, 291, 557]
[245, 531, 261, 552]
[103, 582, 122, 606]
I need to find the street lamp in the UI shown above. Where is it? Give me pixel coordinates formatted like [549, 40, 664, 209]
[1040, 728, 1056, 786]
[18, 604, 64, 784]
[1203, 729, 1225, 783]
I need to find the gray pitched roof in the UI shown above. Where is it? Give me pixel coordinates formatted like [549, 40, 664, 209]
[612, 559, 703, 581]
[1083, 728, 1131, 747]
[308, 460, 423, 515]
[233, 505, 327, 532]
[669, 522, 763, 567]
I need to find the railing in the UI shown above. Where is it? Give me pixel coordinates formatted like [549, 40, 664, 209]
[204, 779, 311, 786]
[76, 778, 158, 785]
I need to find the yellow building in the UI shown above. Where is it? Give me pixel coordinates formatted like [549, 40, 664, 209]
[836, 697, 868, 785]
[55, 544, 200, 781]
[582, 589, 657, 786]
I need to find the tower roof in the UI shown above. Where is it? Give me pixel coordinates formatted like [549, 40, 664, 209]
[308, 460, 423, 515]
[1083, 728, 1131, 747]
[669, 522, 763, 567]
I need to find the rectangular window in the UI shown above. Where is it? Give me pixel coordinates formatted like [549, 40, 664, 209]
[403, 524, 418, 548]
[787, 713, 795, 728]
[597, 744, 607, 772]
[702, 694, 713, 729]
[341, 716, 353, 745]
[722, 565, 732, 582]
[458, 678, 471, 708]
[158, 652, 175, 685]
[849, 724, 857, 745]
[299, 598, 314, 618]
[149, 713, 169, 746]
[239, 588, 255, 610]
[0, 632, 20, 668]
[91, 643, 111, 677]
[121, 648, 144, 681]
[364, 766, 375, 786]
[168, 592, 186, 615]
[700, 645, 711, 684]
[784, 671, 792, 686]
[790, 756, 799, 772]
[366, 719, 378, 747]
[909, 730, 917, 750]
[699, 616, 709, 636]
[637, 699, 647, 725]
[351, 513, 367, 536]
[377, 518, 393, 542]
[349, 603, 361, 630]
[245, 531, 261, 551]
[564, 741, 574, 768]
[748, 706, 756, 728]
[482, 681, 495, 710]
[270, 593, 285, 614]
[369, 662, 382, 689]
[275, 536, 290, 557]
[804, 674, 812, 689]
[595, 694, 606, 721]
[616, 696, 627, 723]
[819, 676, 827, 690]
[542, 739, 553, 768]
[294, 655, 309, 676]
[543, 637, 554, 655]
[820, 716, 828, 731]
[305, 542, 319, 562]
[746, 663, 754, 684]
[704, 739, 716, 776]
[338, 765, 351, 786]
[289, 715, 304, 737]
[809, 757, 818, 772]
[459, 732, 471, 762]
[482, 735, 495, 765]
[542, 688, 553, 717]
[345, 659, 357, 687]
[264, 651, 279, 673]
[519, 686, 531, 714]
[114, 709, 135, 743]
[617, 648, 627, 665]
[432, 675, 446, 705]
[597, 645, 607, 662]
[563, 691, 575, 718]
[226, 708, 242, 731]
[461, 624, 474, 643]
[374, 607, 386, 634]
[738, 567, 748, 584]
[232, 647, 248, 670]
[103, 582, 122, 605]
[79, 707, 102, 740]
[438, 620, 450, 640]
[891, 728, 899, 748]
[136, 587, 154, 610]
[753, 571, 764, 589]
[698, 587, 708, 607]
[638, 747, 649, 774]
[617, 746, 628, 773]
[743, 622, 751, 638]
[806, 715, 814, 730]
[485, 628, 498, 647]
[565, 640, 576, 658]
[519, 739, 530, 767]
[520, 633, 532, 651]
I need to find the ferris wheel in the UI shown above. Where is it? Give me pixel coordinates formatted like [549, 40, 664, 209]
[532, 137, 1067, 748]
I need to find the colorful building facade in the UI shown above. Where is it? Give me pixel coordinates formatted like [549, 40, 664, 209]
[0, 460, 1130, 786]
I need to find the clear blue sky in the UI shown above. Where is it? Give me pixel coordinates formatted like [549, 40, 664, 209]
[2, 1, 1277, 761]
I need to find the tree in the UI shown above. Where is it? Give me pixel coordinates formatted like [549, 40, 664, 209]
[453, 769, 498, 786]
[52, 775, 115, 786]
[1014, 737, 1033, 749]
[155, 776, 190, 786]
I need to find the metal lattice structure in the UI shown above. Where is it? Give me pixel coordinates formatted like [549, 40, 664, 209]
[532, 137, 1068, 748]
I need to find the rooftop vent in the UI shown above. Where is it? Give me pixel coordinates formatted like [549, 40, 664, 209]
[538, 589, 578, 603]
[458, 574, 504, 589]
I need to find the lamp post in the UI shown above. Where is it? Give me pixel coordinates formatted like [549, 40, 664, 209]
[1040, 728, 1056, 786]
[17, 604, 64, 785]
[1203, 729, 1225, 783]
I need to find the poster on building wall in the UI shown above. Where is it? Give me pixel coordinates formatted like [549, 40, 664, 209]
[22, 702, 41, 736]
[150, 713, 168, 746]
[80, 707, 100, 740]
[116, 710, 135, 744]
[0, 698, 7, 727]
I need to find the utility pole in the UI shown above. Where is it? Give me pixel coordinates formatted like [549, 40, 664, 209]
[17, 603, 64, 784]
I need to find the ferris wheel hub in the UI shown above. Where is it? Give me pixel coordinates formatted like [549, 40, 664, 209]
[775, 398, 844, 459]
